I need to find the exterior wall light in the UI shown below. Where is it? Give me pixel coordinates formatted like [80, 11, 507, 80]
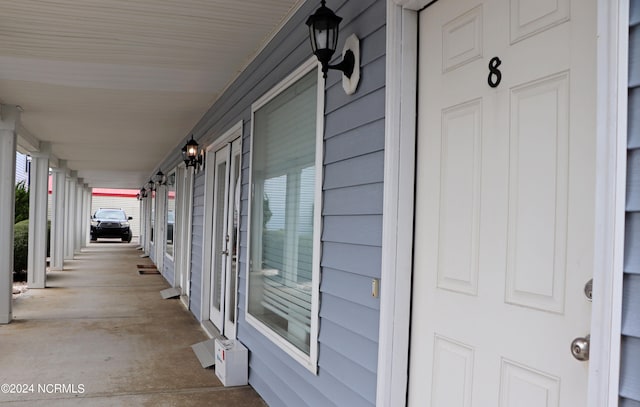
[306, 0, 360, 94]
[137, 188, 148, 200]
[144, 179, 154, 191]
[152, 170, 166, 186]
[182, 135, 203, 168]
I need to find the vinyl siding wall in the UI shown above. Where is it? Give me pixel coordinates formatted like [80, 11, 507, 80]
[166, 1, 386, 405]
[163, 255, 175, 287]
[15, 152, 29, 186]
[189, 170, 206, 321]
[622, 2, 640, 405]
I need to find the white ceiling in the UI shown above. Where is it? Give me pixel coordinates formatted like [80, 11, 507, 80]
[0, 0, 303, 189]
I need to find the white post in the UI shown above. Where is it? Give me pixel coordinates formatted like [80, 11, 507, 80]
[50, 163, 66, 270]
[27, 145, 50, 289]
[155, 184, 166, 272]
[64, 173, 76, 260]
[144, 193, 152, 255]
[83, 186, 91, 246]
[0, 105, 19, 324]
[74, 179, 84, 253]
[138, 196, 144, 246]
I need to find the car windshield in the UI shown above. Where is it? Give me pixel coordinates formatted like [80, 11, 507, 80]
[95, 210, 126, 220]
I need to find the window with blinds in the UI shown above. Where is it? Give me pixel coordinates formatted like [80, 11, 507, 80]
[166, 170, 176, 257]
[247, 64, 321, 366]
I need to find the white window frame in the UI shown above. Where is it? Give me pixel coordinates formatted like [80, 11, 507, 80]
[245, 57, 324, 373]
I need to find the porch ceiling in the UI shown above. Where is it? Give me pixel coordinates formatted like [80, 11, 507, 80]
[0, 0, 303, 189]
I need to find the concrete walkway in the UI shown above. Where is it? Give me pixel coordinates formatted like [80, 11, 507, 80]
[0, 242, 266, 406]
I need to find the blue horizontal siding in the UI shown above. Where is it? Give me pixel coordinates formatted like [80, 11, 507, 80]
[320, 293, 380, 340]
[629, 88, 640, 148]
[324, 119, 385, 163]
[323, 184, 384, 215]
[189, 171, 205, 321]
[324, 88, 385, 136]
[621, 336, 640, 401]
[629, 149, 640, 210]
[322, 242, 381, 278]
[322, 215, 383, 246]
[622, 3, 640, 403]
[622, 398, 640, 407]
[321, 267, 380, 310]
[163, 256, 174, 287]
[319, 318, 378, 373]
[323, 151, 384, 189]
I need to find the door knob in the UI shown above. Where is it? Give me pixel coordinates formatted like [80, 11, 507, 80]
[571, 335, 590, 361]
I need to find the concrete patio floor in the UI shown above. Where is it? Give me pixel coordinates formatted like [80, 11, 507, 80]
[0, 241, 266, 406]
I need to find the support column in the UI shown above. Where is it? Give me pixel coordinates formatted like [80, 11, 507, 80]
[155, 184, 166, 271]
[74, 178, 84, 253]
[144, 193, 152, 255]
[82, 185, 90, 246]
[138, 197, 144, 247]
[64, 173, 76, 260]
[27, 145, 50, 289]
[0, 105, 19, 324]
[51, 163, 66, 270]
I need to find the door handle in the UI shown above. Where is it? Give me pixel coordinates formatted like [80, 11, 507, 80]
[571, 335, 590, 361]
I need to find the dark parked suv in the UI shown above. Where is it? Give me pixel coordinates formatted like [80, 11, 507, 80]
[90, 208, 132, 242]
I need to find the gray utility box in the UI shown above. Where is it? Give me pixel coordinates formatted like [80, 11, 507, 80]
[215, 339, 248, 387]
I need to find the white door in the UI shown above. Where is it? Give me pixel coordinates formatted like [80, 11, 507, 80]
[209, 138, 242, 337]
[409, 0, 595, 406]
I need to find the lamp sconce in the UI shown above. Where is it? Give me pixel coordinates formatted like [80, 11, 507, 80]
[137, 188, 148, 200]
[182, 135, 205, 172]
[152, 170, 166, 186]
[306, 1, 360, 95]
[144, 179, 154, 192]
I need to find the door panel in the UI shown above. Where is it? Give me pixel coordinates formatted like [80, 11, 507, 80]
[210, 145, 230, 330]
[409, 0, 595, 405]
[223, 139, 242, 338]
[208, 137, 242, 337]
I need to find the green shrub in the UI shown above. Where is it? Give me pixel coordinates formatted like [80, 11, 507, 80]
[13, 219, 28, 280]
[15, 182, 29, 223]
[13, 219, 51, 282]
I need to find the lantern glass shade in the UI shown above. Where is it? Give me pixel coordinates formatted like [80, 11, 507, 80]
[306, 1, 342, 64]
[182, 136, 200, 167]
[186, 138, 198, 158]
[152, 170, 164, 184]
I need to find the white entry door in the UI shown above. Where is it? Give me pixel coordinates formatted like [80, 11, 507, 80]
[409, 0, 595, 406]
[209, 137, 242, 338]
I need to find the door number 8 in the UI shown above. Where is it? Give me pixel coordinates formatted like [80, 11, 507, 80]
[488, 57, 502, 88]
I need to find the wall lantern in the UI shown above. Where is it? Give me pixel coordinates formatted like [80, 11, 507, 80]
[182, 135, 203, 168]
[152, 170, 166, 186]
[144, 179, 154, 191]
[306, 0, 360, 94]
[138, 188, 147, 200]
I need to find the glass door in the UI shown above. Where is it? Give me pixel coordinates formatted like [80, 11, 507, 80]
[209, 137, 241, 337]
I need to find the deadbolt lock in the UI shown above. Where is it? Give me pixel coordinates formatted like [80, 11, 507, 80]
[584, 279, 593, 301]
[571, 335, 590, 362]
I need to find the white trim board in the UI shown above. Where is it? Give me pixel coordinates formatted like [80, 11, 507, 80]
[377, 1, 627, 406]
